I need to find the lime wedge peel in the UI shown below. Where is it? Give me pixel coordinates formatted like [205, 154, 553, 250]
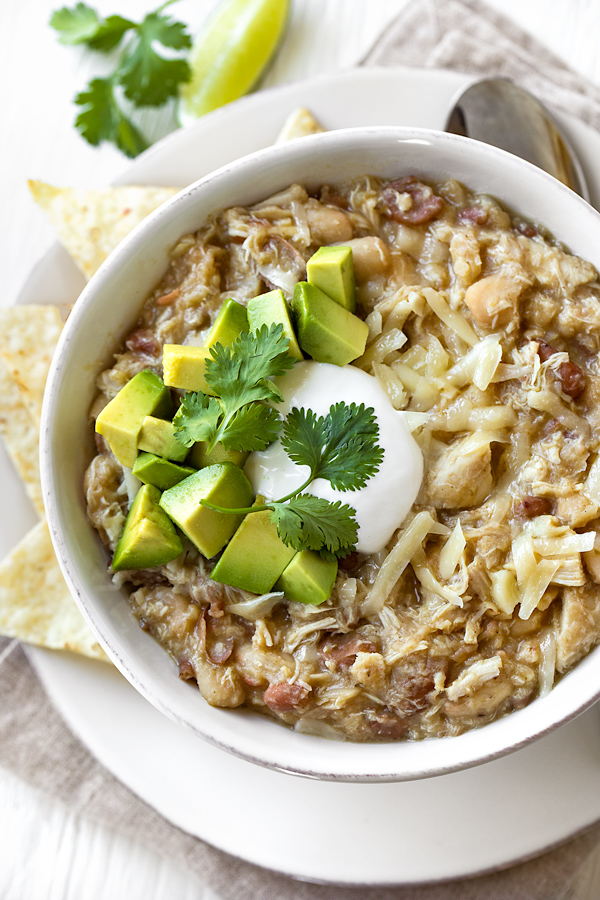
[177, 0, 291, 125]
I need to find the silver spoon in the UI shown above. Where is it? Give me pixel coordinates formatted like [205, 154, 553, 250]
[445, 77, 590, 202]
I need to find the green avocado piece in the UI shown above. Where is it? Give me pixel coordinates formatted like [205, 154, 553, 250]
[159, 463, 253, 559]
[95, 370, 172, 469]
[291, 282, 369, 366]
[247, 289, 303, 360]
[205, 298, 249, 348]
[307, 245, 356, 312]
[112, 484, 183, 571]
[275, 550, 338, 605]
[162, 344, 214, 393]
[132, 452, 196, 491]
[137, 416, 189, 462]
[211, 497, 296, 594]
[188, 441, 248, 469]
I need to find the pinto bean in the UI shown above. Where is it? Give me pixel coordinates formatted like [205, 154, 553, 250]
[536, 339, 557, 362]
[125, 328, 160, 357]
[388, 654, 447, 716]
[365, 709, 409, 740]
[459, 205, 488, 226]
[320, 633, 378, 669]
[515, 221, 538, 238]
[535, 341, 586, 398]
[344, 236, 391, 282]
[514, 496, 552, 519]
[178, 659, 196, 681]
[558, 360, 586, 398]
[306, 201, 353, 244]
[263, 681, 310, 713]
[206, 636, 234, 665]
[380, 176, 444, 225]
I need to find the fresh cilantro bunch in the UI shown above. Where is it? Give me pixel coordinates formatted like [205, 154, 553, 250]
[173, 324, 295, 452]
[50, 1, 192, 156]
[173, 323, 384, 559]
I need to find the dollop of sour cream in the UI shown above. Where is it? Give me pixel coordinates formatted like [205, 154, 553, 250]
[244, 361, 423, 554]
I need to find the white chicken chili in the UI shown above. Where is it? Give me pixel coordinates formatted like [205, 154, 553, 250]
[85, 174, 600, 742]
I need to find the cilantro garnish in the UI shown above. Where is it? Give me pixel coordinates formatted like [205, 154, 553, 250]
[269, 495, 359, 561]
[173, 324, 294, 453]
[169, 322, 383, 558]
[50, 1, 191, 156]
[281, 403, 384, 492]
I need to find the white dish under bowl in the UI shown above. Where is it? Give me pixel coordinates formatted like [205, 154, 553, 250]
[41, 125, 600, 782]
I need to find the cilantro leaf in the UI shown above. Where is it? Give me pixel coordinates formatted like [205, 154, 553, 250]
[50, 3, 101, 44]
[88, 14, 136, 51]
[282, 402, 384, 492]
[50, 3, 134, 50]
[205, 324, 294, 411]
[173, 326, 293, 455]
[172, 392, 222, 447]
[270, 495, 358, 560]
[117, 9, 192, 107]
[74, 77, 149, 157]
[219, 404, 282, 452]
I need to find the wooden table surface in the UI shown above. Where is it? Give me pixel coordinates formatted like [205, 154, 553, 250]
[3, 0, 600, 896]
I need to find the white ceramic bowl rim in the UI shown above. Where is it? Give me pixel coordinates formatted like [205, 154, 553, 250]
[41, 126, 600, 782]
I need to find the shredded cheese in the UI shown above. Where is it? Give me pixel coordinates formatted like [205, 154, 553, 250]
[448, 335, 503, 391]
[362, 512, 446, 616]
[372, 362, 408, 410]
[422, 287, 478, 346]
[519, 559, 561, 620]
[411, 548, 464, 607]
[490, 569, 520, 615]
[439, 521, 466, 581]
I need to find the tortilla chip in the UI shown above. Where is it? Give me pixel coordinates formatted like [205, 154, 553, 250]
[0, 361, 43, 516]
[275, 107, 326, 143]
[0, 519, 107, 661]
[0, 305, 63, 425]
[28, 181, 179, 280]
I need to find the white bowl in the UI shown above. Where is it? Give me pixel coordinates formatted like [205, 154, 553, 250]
[42, 126, 600, 782]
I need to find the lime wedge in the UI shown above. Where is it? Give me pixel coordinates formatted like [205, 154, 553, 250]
[177, 0, 290, 125]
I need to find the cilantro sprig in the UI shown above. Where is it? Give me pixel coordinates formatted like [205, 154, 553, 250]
[50, 1, 192, 156]
[281, 403, 383, 492]
[173, 324, 294, 452]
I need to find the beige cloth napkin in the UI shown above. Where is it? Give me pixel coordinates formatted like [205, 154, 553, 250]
[3, 1, 600, 897]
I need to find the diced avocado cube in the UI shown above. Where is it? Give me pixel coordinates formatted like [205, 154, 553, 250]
[205, 298, 249, 348]
[162, 344, 214, 393]
[211, 497, 296, 594]
[291, 282, 369, 366]
[138, 416, 189, 462]
[307, 245, 356, 312]
[188, 441, 248, 469]
[132, 452, 196, 491]
[276, 550, 338, 605]
[160, 463, 253, 559]
[96, 370, 172, 469]
[247, 289, 303, 360]
[112, 484, 183, 571]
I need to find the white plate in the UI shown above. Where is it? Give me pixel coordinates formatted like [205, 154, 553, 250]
[14, 66, 600, 885]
